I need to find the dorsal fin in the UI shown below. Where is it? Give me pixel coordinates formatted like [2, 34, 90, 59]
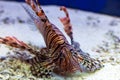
[25, 0, 50, 25]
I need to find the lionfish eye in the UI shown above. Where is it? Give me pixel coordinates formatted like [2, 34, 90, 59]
[70, 49, 77, 54]
[70, 49, 74, 53]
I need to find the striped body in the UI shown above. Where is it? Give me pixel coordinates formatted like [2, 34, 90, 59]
[32, 8, 82, 76]
[24, 0, 84, 75]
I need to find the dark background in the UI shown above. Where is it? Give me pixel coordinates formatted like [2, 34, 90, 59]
[3, 0, 120, 17]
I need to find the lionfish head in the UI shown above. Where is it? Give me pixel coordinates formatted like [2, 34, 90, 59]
[53, 46, 83, 76]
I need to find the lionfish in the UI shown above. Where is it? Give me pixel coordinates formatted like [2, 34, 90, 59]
[0, 0, 102, 78]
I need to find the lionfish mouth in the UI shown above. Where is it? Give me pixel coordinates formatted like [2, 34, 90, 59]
[52, 53, 83, 76]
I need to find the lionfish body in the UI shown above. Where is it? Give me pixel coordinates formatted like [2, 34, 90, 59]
[24, 0, 83, 75]
[0, 0, 103, 78]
